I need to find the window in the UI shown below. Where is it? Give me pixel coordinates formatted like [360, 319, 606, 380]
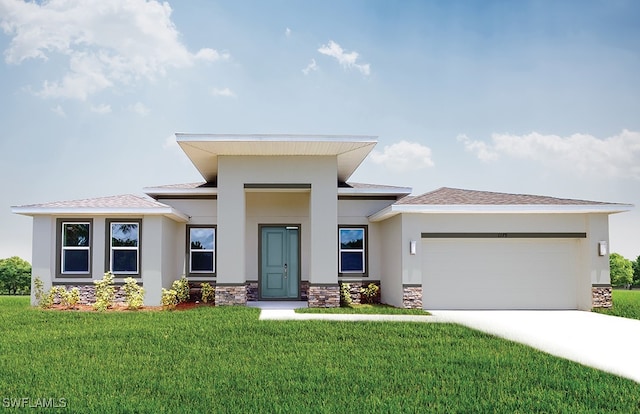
[60, 221, 91, 275]
[188, 226, 216, 274]
[339, 226, 367, 275]
[108, 221, 140, 275]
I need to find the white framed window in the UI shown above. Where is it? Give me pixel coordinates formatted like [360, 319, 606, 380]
[339, 226, 367, 275]
[108, 221, 140, 275]
[60, 221, 91, 274]
[188, 226, 216, 274]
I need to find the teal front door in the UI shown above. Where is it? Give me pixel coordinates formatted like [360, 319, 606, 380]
[260, 226, 299, 299]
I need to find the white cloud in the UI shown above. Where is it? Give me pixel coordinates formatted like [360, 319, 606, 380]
[318, 40, 370, 76]
[51, 104, 65, 117]
[162, 134, 178, 150]
[211, 87, 236, 98]
[459, 130, 640, 180]
[0, 0, 228, 100]
[128, 101, 149, 116]
[370, 141, 434, 172]
[302, 59, 318, 75]
[90, 103, 111, 114]
[285, 27, 291, 37]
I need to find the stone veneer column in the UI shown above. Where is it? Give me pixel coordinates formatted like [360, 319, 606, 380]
[215, 284, 247, 306]
[591, 285, 612, 308]
[308, 284, 340, 308]
[402, 285, 423, 309]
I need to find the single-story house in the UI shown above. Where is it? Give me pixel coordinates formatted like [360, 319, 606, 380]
[12, 134, 632, 309]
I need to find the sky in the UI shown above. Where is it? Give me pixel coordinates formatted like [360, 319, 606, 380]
[1, 0, 639, 261]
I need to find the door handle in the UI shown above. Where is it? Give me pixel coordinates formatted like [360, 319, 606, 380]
[284, 263, 288, 278]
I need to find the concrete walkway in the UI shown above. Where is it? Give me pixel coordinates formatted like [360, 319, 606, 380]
[247, 301, 433, 322]
[248, 302, 640, 383]
[430, 310, 640, 383]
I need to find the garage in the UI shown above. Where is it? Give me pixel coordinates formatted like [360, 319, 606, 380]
[422, 233, 584, 310]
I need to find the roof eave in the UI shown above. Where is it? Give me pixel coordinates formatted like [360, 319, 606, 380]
[143, 187, 218, 197]
[10, 207, 189, 223]
[338, 187, 412, 196]
[368, 204, 634, 222]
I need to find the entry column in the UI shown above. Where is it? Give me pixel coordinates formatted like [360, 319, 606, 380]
[216, 179, 247, 305]
[308, 180, 339, 307]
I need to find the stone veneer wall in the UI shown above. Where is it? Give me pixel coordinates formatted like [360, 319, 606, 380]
[215, 284, 247, 305]
[52, 285, 127, 305]
[402, 285, 423, 309]
[591, 285, 612, 308]
[339, 281, 381, 305]
[308, 284, 340, 308]
[246, 282, 259, 302]
[300, 281, 309, 301]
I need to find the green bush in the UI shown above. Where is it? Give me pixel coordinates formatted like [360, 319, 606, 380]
[200, 282, 215, 304]
[360, 283, 379, 304]
[54, 286, 80, 310]
[122, 277, 145, 310]
[172, 276, 190, 304]
[93, 272, 116, 311]
[34, 277, 54, 309]
[340, 283, 352, 306]
[161, 288, 178, 310]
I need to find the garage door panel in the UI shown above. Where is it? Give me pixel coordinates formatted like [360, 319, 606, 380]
[422, 239, 579, 310]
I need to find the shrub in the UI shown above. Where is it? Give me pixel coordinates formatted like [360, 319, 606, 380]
[340, 283, 352, 306]
[161, 288, 178, 310]
[200, 282, 215, 304]
[55, 286, 80, 310]
[123, 277, 145, 310]
[360, 283, 380, 304]
[93, 272, 116, 312]
[172, 276, 190, 304]
[34, 277, 54, 309]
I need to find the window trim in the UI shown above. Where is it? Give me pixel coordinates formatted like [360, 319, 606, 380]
[56, 219, 93, 278]
[186, 225, 217, 276]
[338, 225, 368, 277]
[105, 219, 142, 277]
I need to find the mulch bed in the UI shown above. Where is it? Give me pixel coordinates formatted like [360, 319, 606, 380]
[46, 301, 213, 312]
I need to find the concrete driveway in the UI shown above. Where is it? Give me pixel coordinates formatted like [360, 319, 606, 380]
[429, 310, 640, 383]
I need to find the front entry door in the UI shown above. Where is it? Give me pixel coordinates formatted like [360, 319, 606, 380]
[260, 226, 299, 299]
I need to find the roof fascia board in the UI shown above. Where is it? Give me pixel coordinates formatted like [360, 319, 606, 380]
[143, 187, 218, 196]
[175, 133, 377, 143]
[11, 207, 189, 223]
[338, 187, 412, 196]
[368, 203, 634, 222]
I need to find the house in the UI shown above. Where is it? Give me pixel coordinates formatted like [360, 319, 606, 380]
[12, 134, 632, 309]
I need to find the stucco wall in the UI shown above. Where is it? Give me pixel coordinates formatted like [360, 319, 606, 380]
[217, 155, 338, 285]
[378, 214, 403, 307]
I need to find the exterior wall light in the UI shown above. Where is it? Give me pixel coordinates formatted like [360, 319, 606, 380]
[598, 241, 607, 256]
[410, 240, 417, 255]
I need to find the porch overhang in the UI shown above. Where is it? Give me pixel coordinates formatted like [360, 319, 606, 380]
[176, 134, 377, 183]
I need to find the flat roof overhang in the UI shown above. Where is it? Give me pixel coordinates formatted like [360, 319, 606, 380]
[176, 134, 378, 183]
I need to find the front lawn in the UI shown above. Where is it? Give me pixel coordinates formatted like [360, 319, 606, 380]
[1, 296, 638, 412]
[296, 303, 430, 315]
[594, 289, 640, 320]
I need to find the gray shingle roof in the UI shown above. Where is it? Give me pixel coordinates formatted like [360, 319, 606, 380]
[396, 187, 616, 206]
[16, 194, 171, 209]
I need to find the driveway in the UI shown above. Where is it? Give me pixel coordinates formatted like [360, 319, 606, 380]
[429, 310, 640, 383]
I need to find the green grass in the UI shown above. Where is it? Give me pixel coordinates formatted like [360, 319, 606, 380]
[594, 289, 640, 320]
[1, 297, 639, 413]
[296, 303, 430, 315]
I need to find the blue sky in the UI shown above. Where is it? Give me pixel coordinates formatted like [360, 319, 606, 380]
[1, 0, 639, 261]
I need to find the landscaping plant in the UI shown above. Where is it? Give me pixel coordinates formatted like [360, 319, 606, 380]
[200, 282, 215, 304]
[360, 283, 379, 304]
[123, 277, 145, 310]
[172, 275, 190, 304]
[161, 288, 178, 310]
[93, 272, 116, 311]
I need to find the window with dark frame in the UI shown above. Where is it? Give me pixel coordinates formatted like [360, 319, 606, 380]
[109, 222, 140, 274]
[61, 222, 91, 274]
[339, 226, 367, 275]
[188, 226, 216, 274]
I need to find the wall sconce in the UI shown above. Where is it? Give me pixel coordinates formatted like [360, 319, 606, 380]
[598, 241, 607, 256]
[410, 240, 417, 255]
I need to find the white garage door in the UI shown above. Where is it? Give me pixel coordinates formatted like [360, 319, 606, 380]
[422, 238, 580, 310]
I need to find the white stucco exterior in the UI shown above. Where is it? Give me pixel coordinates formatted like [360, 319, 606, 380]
[12, 134, 632, 309]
